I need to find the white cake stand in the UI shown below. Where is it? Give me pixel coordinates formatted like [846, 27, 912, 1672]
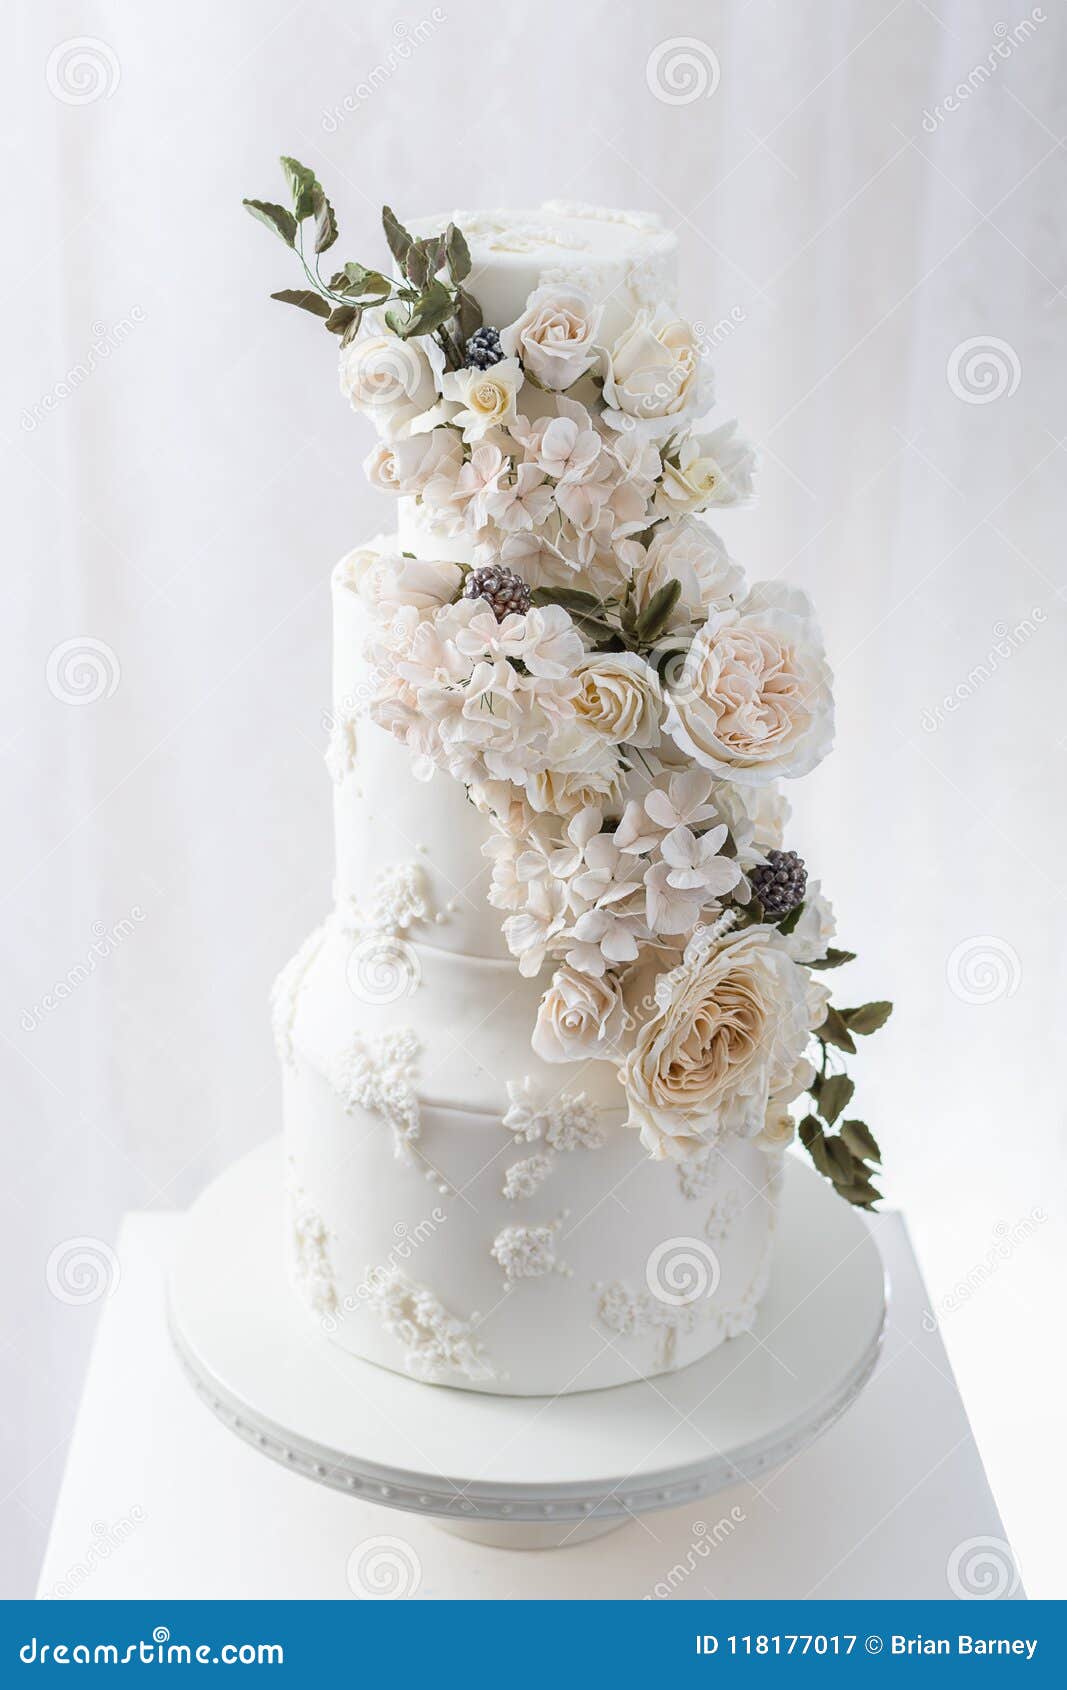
[168, 1140, 886, 1550]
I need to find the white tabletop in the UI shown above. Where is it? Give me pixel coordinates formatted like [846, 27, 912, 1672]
[36, 1210, 1017, 1601]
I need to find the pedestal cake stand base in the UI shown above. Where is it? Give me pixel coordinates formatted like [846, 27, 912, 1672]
[168, 1140, 886, 1551]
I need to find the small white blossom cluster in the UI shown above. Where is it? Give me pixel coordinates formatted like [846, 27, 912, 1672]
[343, 272, 841, 1162]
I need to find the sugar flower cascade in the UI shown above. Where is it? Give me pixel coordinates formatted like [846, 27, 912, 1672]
[246, 162, 892, 1206]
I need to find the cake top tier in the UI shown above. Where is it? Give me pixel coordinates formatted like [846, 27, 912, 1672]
[409, 201, 678, 338]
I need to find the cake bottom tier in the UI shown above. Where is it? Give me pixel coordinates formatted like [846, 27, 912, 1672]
[280, 939, 785, 1396]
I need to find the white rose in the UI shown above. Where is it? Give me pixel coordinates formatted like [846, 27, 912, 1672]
[757, 1106, 796, 1151]
[440, 357, 523, 442]
[363, 427, 461, 496]
[632, 517, 746, 630]
[663, 583, 834, 784]
[339, 314, 443, 438]
[532, 965, 629, 1063]
[500, 286, 601, 391]
[355, 553, 462, 615]
[573, 652, 663, 748]
[335, 545, 385, 595]
[654, 423, 756, 516]
[600, 305, 710, 432]
[711, 782, 792, 879]
[619, 926, 817, 1160]
[525, 726, 626, 817]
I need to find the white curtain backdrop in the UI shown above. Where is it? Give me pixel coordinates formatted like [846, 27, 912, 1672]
[4, 0, 1064, 1596]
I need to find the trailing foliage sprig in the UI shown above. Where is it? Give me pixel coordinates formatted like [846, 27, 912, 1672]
[243, 158, 480, 366]
[801, 983, 893, 1208]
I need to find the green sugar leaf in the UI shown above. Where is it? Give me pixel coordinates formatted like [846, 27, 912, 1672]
[269, 288, 331, 319]
[446, 222, 471, 284]
[382, 205, 413, 268]
[818, 1073, 855, 1127]
[842, 1001, 894, 1036]
[808, 948, 857, 970]
[818, 1006, 857, 1055]
[279, 156, 318, 221]
[312, 183, 338, 254]
[840, 1119, 882, 1165]
[243, 199, 297, 248]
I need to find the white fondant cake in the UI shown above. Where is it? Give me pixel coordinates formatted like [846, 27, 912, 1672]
[255, 193, 877, 1397]
[279, 548, 783, 1393]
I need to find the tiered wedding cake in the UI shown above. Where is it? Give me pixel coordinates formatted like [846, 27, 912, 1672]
[245, 172, 891, 1398]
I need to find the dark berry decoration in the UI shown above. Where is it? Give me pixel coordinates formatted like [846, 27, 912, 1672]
[750, 849, 808, 917]
[465, 326, 504, 369]
[462, 564, 532, 621]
